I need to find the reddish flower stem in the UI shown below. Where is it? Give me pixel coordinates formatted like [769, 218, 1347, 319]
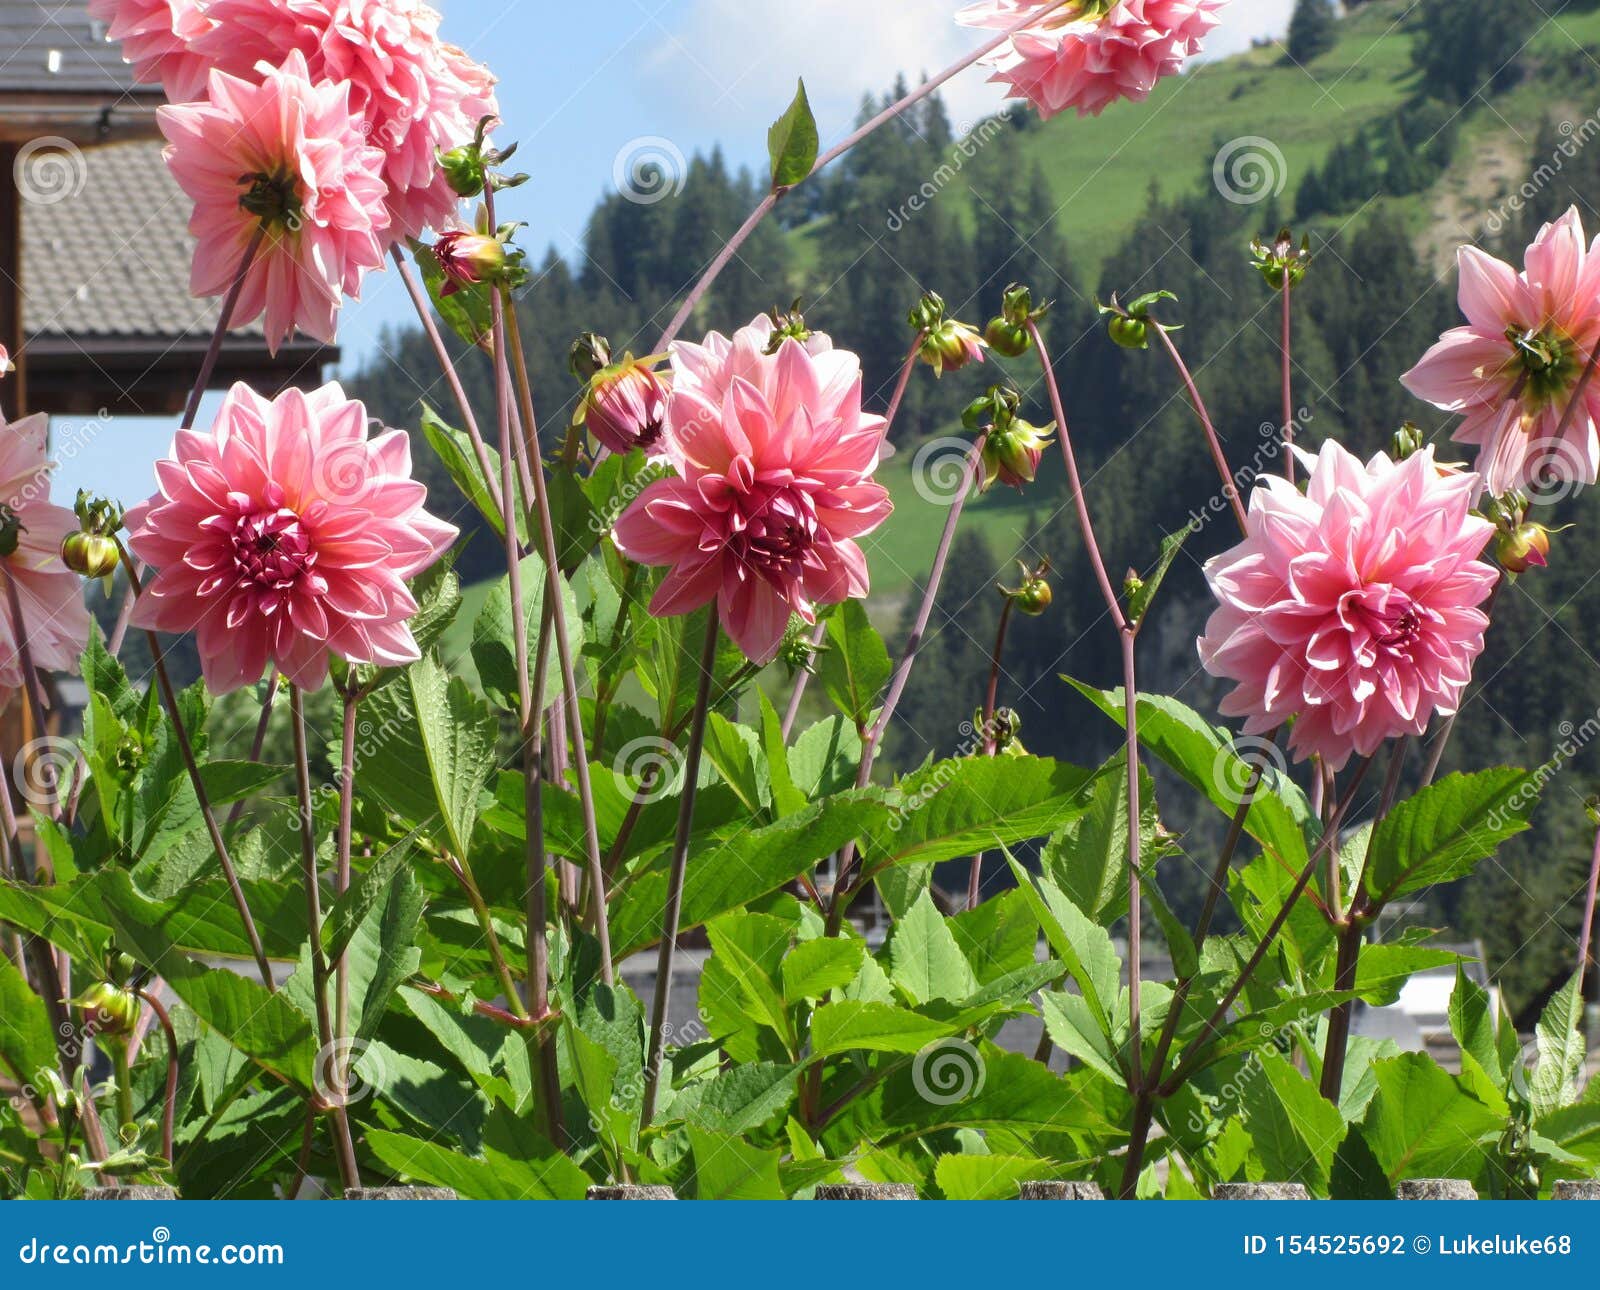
[392, 247, 509, 522]
[500, 293, 616, 987]
[523, 601, 566, 1145]
[1578, 821, 1600, 999]
[115, 542, 273, 991]
[0, 769, 70, 1069]
[1027, 322, 1147, 1189]
[1322, 738, 1410, 1103]
[136, 987, 179, 1163]
[108, 229, 265, 663]
[1, 562, 60, 820]
[181, 226, 266, 432]
[1151, 323, 1247, 535]
[653, 5, 1072, 352]
[223, 673, 279, 831]
[967, 596, 1015, 908]
[826, 437, 986, 932]
[1161, 754, 1376, 1096]
[781, 336, 924, 739]
[1281, 281, 1296, 484]
[639, 610, 721, 1131]
[333, 684, 361, 1111]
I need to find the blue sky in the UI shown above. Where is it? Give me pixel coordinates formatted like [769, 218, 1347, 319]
[55, 0, 1294, 502]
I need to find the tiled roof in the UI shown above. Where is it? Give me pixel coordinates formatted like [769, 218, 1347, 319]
[0, 1, 153, 98]
[22, 138, 269, 342]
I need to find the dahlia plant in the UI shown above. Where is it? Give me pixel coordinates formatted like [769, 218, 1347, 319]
[0, 0, 1594, 1203]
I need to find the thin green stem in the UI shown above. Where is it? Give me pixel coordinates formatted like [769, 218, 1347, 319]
[288, 685, 361, 1194]
[639, 611, 721, 1131]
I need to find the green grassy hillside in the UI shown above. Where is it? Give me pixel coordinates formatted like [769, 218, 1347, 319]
[845, 0, 1600, 597]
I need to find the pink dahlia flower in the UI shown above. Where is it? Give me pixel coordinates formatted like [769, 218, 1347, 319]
[0, 415, 93, 691]
[125, 382, 457, 694]
[196, 0, 499, 239]
[159, 52, 389, 352]
[1402, 208, 1600, 497]
[89, 0, 216, 101]
[612, 315, 892, 664]
[957, 0, 1228, 119]
[1197, 440, 1497, 769]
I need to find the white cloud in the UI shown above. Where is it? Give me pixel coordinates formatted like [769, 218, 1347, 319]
[651, 0, 1298, 145]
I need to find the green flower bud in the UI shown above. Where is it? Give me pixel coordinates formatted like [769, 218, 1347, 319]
[75, 982, 140, 1038]
[764, 300, 813, 353]
[61, 531, 120, 579]
[984, 317, 1031, 358]
[907, 290, 947, 333]
[1107, 315, 1149, 349]
[113, 730, 146, 779]
[438, 144, 488, 198]
[1390, 422, 1426, 462]
[999, 558, 1054, 613]
[569, 332, 613, 383]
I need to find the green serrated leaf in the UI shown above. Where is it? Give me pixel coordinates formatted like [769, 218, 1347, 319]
[1127, 526, 1190, 625]
[889, 892, 979, 1005]
[816, 600, 890, 733]
[471, 551, 582, 715]
[1530, 973, 1585, 1117]
[782, 937, 864, 1003]
[766, 79, 819, 190]
[1068, 683, 1315, 871]
[420, 404, 520, 543]
[861, 755, 1096, 876]
[1364, 768, 1541, 908]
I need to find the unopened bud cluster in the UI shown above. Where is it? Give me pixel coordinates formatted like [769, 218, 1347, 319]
[910, 291, 987, 376]
[1483, 490, 1559, 575]
[1250, 227, 1311, 292]
[964, 386, 1054, 492]
[984, 283, 1051, 358]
